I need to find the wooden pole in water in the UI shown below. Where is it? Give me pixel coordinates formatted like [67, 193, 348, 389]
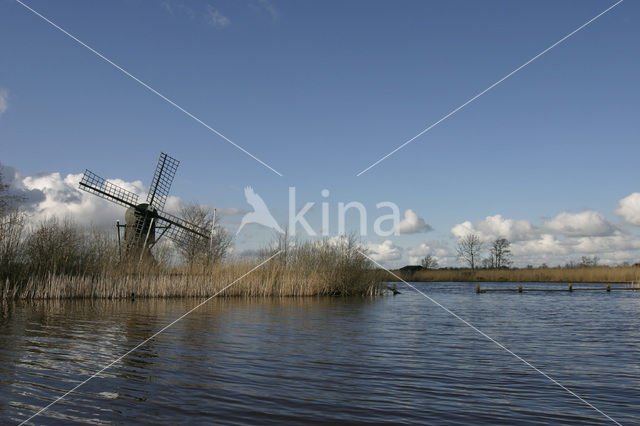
[568, 284, 573, 292]
[518, 285, 523, 293]
[476, 284, 480, 294]
[607, 284, 611, 292]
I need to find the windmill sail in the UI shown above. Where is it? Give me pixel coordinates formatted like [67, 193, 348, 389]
[155, 210, 210, 247]
[79, 170, 139, 208]
[147, 152, 179, 212]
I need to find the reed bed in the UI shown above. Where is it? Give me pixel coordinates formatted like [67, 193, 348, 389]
[393, 266, 640, 284]
[2, 262, 382, 300]
[0, 217, 383, 299]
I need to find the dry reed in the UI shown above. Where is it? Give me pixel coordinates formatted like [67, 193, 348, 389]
[393, 266, 640, 284]
[0, 217, 384, 299]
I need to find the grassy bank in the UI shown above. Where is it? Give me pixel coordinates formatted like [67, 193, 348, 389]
[0, 217, 383, 299]
[390, 266, 640, 284]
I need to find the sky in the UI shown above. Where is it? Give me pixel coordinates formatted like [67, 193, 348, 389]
[1, 0, 640, 267]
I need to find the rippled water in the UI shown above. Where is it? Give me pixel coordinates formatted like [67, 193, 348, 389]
[1, 282, 639, 424]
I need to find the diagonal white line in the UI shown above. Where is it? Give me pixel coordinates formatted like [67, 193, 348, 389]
[14, 0, 283, 177]
[18, 251, 282, 425]
[356, 0, 624, 176]
[359, 250, 621, 425]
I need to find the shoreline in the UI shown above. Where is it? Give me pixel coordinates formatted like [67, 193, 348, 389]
[388, 265, 640, 284]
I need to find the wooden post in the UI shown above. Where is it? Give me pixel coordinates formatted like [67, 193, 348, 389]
[606, 284, 611, 292]
[210, 208, 217, 252]
[139, 217, 155, 266]
[116, 220, 122, 262]
[518, 285, 523, 293]
[476, 284, 480, 294]
[568, 284, 573, 292]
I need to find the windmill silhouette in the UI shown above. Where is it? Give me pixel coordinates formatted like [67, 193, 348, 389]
[79, 152, 210, 260]
[237, 186, 283, 234]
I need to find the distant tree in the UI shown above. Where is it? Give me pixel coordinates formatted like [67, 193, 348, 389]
[565, 260, 578, 268]
[0, 167, 26, 272]
[580, 255, 599, 267]
[420, 254, 439, 269]
[481, 257, 493, 269]
[456, 234, 483, 270]
[177, 203, 232, 265]
[489, 238, 512, 269]
[0, 166, 20, 216]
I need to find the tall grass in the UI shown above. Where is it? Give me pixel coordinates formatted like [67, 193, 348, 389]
[0, 217, 383, 299]
[394, 266, 640, 284]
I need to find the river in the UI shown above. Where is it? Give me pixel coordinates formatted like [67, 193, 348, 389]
[1, 282, 639, 424]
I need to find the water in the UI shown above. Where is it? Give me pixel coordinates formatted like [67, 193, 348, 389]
[1, 282, 639, 425]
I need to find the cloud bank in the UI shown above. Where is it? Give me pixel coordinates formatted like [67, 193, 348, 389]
[1, 165, 242, 230]
[449, 202, 640, 267]
[395, 209, 432, 234]
[365, 240, 403, 262]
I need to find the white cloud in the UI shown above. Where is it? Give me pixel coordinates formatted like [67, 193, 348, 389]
[205, 5, 230, 28]
[541, 210, 615, 237]
[615, 193, 640, 226]
[569, 232, 640, 253]
[394, 209, 432, 234]
[3, 166, 247, 239]
[510, 234, 566, 257]
[451, 214, 535, 242]
[365, 240, 403, 263]
[18, 171, 146, 227]
[217, 207, 245, 216]
[407, 242, 452, 265]
[0, 88, 8, 116]
[509, 231, 640, 266]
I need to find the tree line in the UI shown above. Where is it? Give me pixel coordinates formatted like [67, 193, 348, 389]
[420, 234, 513, 270]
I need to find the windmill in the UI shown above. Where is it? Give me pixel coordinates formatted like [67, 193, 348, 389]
[79, 152, 209, 261]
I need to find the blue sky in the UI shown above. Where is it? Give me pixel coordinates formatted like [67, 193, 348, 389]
[2, 0, 639, 266]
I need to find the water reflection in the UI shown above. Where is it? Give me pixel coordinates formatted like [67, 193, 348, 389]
[1, 284, 639, 424]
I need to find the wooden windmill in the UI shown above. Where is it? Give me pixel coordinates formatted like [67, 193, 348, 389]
[79, 152, 209, 260]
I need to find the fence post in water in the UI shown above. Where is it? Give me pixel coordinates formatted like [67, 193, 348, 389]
[476, 284, 480, 294]
[518, 285, 523, 293]
[568, 284, 573, 292]
[607, 284, 611, 292]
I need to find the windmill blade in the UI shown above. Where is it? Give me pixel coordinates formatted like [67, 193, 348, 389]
[147, 152, 179, 211]
[79, 170, 139, 208]
[155, 210, 210, 246]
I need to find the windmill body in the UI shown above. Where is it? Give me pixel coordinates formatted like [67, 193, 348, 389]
[124, 203, 157, 256]
[79, 152, 209, 261]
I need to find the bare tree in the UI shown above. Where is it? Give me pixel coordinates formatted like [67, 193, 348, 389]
[420, 254, 439, 269]
[481, 257, 493, 269]
[0, 168, 26, 273]
[0, 166, 22, 216]
[489, 238, 512, 269]
[580, 255, 599, 267]
[176, 203, 232, 265]
[456, 233, 483, 270]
